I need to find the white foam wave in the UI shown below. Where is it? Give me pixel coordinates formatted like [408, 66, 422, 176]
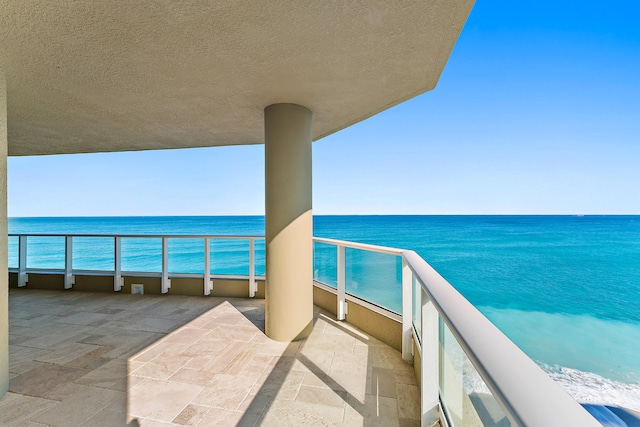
[541, 363, 640, 412]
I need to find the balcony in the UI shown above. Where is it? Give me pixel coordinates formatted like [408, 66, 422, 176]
[2, 234, 600, 426]
[2, 2, 612, 425]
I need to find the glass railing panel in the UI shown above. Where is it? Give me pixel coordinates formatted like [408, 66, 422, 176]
[313, 241, 337, 288]
[413, 276, 422, 343]
[72, 237, 114, 271]
[439, 317, 511, 427]
[254, 238, 265, 276]
[121, 237, 162, 273]
[8, 235, 18, 269]
[27, 236, 65, 269]
[210, 238, 250, 276]
[345, 248, 402, 314]
[168, 238, 204, 274]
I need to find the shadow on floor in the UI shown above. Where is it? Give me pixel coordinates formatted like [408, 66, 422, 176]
[4, 289, 420, 426]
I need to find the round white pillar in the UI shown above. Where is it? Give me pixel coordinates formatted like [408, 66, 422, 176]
[264, 103, 313, 342]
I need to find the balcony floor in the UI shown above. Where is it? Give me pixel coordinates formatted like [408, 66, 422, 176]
[1, 289, 420, 426]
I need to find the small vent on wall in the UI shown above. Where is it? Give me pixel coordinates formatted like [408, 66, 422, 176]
[131, 284, 144, 295]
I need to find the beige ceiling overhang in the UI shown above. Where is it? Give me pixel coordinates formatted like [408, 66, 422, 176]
[0, 1, 474, 156]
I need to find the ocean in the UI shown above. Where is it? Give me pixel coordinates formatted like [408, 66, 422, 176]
[8, 215, 640, 409]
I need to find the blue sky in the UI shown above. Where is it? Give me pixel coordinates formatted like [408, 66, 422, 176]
[8, 1, 640, 216]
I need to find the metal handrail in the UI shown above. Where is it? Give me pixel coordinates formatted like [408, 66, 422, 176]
[402, 250, 598, 426]
[313, 236, 598, 426]
[313, 237, 403, 256]
[9, 233, 264, 239]
[9, 233, 263, 295]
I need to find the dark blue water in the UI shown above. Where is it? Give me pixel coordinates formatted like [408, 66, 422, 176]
[8, 215, 640, 407]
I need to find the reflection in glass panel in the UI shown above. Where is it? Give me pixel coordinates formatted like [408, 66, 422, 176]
[27, 236, 66, 269]
[345, 248, 401, 314]
[439, 317, 511, 427]
[73, 237, 114, 271]
[168, 238, 204, 274]
[313, 242, 337, 288]
[8, 235, 18, 269]
[121, 238, 162, 273]
[412, 276, 422, 342]
[254, 239, 265, 276]
[211, 239, 249, 276]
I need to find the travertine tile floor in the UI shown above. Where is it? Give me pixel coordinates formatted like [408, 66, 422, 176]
[1, 289, 420, 426]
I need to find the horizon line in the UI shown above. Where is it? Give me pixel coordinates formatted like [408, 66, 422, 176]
[8, 213, 640, 219]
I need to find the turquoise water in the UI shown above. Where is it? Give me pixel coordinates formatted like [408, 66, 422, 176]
[8, 215, 640, 408]
[8, 217, 268, 276]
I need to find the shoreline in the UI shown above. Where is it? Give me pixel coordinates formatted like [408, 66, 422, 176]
[542, 363, 640, 414]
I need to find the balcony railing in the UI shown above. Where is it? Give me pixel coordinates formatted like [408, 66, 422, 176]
[8, 234, 265, 296]
[7, 233, 598, 427]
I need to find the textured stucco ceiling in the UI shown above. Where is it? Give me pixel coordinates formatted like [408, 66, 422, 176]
[0, 1, 474, 156]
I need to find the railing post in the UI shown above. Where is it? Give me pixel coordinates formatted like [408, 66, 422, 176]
[204, 238, 212, 296]
[249, 238, 256, 298]
[161, 237, 170, 294]
[337, 245, 347, 320]
[64, 236, 74, 289]
[421, 288, 440, 426]
[401, 257, 413, 361]
[18, 235, 28, 287]
[114, 237, 122, 291]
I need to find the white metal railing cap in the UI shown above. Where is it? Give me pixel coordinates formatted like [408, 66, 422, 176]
[313, 237, 404, 255]
[8, 233, 265, 239]
[402, 250, 599, 427]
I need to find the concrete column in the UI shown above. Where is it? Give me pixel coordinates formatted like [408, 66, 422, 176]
[264, 103, 313, 342]
[0, 71, 8, 396]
